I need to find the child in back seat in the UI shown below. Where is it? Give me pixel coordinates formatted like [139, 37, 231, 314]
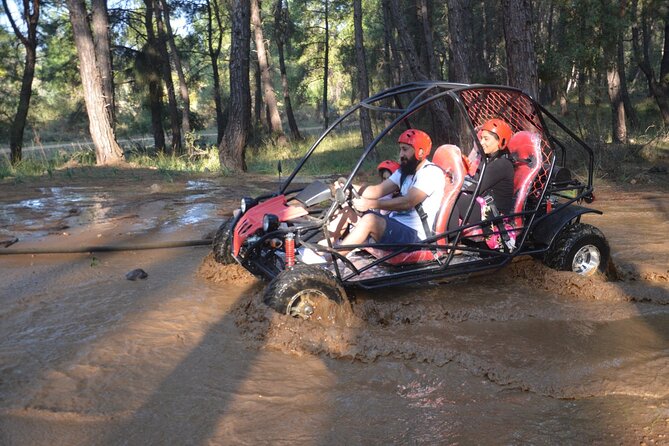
[376, 160, 400, 214]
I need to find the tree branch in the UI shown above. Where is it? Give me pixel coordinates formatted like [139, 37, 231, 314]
[2, 0, 29, 46]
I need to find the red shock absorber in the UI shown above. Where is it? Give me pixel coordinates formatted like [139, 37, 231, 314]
[284, 232, 295, 268]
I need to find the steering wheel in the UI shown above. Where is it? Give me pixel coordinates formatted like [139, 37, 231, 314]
[334, 177, 362, 215]
[327, 178, 363, 240]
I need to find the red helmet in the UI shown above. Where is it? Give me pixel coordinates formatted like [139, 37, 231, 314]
[398, 129, 432, 160]
[481, 119, 513, 149]
[377, 159, 400, 174]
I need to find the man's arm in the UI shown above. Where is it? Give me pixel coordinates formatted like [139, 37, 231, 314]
[360, 178, 397, 199]
[353, 187, 427, 212]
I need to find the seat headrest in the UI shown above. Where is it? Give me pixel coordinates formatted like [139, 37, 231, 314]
[431, 144, 465, 175]
[507, 131, 541, 168]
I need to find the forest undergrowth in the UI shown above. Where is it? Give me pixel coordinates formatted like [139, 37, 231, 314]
[1, 124, 667, 186]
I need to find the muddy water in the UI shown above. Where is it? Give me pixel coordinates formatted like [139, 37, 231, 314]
[0, 178, 283, 242]
[1, 179, 668, 445]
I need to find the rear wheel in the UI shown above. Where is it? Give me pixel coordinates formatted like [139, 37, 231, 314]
[212, 218, 235, 264]
[544, 223, 609, 276]
[263, 265, 347, 319]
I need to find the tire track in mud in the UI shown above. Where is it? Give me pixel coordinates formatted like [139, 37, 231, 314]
[220, 257, 669, 400]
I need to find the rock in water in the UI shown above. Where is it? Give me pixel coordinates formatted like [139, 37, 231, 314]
[126, 268, 148, 281]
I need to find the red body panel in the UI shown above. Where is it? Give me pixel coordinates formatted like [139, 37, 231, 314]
[232, 196, 308, 256]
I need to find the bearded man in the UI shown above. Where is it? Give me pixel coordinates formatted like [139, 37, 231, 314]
[336, 129, 446, 252]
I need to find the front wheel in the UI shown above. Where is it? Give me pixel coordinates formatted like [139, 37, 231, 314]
[212, 218, 235, 264]
[263, 265, 347, 319]
[544, 223, 609, 276]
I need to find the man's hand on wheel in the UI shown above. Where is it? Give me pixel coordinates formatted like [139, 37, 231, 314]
[352, 197, 372, 213]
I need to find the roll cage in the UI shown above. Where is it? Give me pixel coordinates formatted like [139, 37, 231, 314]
[234, 81, 598, 289]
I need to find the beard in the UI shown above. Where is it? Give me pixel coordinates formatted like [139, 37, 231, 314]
[400, 156, 420, 175]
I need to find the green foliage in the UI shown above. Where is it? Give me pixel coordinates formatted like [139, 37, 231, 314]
[0, 26, 23, 140]
[0, 0, 667, 166]
[0, 149, 70, 180]
[32, 8, 84, 141]
[246, 128, 396, 179]
[289, 0, 353, 111]
[71, 146, 97, 164]
[126, 146, 221, 174]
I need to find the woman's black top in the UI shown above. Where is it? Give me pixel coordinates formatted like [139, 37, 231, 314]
[462, 153, 515, 214]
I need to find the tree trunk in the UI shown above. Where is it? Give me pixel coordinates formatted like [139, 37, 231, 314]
[602, 0, 626, 144]
[538, 0, 555, 103]
[206, 0, 225, 145]
[388, 0, 426, 82]
[560, 93, 569, 116]
[143, 1, 166, 152]
[274, 0, 301, 140]
[650, 23, 669, 125]
[219, 0, 251, 172]
[251, 0, 285, 142]
[90, 0, 115, 125]
[2, 0, 39, 165]
[322, 0, 329, 130]
[387, 0, 452, 141]
[382, 0, 401, 86]
[381, 0, 394, 87]
[66, 0, 124, 165]
[418, 0, 438, 79]
[10, 45, 37, 165]
[607, 67, 627, 143]
[254, 59, 263, 127]
[483, 0, 500, 81]
[631, 0, 669, 125]
[148, 77, 166, 152]
[501, 0, 539, 99]
[613, 0, 638, 130]
[617, 32, 638, 130]
[158, 0, 192, 139]
[353, 0, 373, 152]
[447, 0, 472, 83]
[152, 0, 182, 154]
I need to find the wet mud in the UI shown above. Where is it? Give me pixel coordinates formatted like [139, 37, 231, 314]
[1, 171, 668, 444]
[234, 258, 669, 399]
[196, 252, 257, 284]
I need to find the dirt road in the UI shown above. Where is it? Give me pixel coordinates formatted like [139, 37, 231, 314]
[1, 169, 667, 445]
